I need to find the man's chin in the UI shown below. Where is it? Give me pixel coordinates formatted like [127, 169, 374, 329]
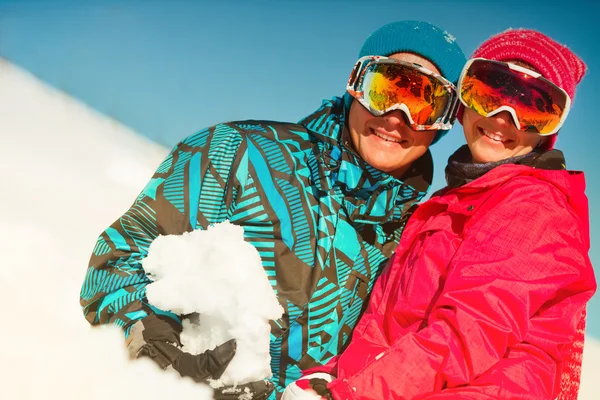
[367, 158, 409, 176]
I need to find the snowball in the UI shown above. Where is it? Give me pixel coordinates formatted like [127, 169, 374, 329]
[144, 221, 283, 385]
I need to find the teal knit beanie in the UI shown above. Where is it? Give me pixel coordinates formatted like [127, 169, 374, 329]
[346, 20, 466, 144]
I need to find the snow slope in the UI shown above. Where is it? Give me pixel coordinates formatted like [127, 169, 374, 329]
[0, 58, 212, 399]
[0, 58, 597, 399]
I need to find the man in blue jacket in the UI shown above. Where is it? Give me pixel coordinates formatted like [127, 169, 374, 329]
[80, 20, 466, 399]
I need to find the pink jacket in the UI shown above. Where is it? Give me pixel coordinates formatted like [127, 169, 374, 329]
[318, 164, 596, 399]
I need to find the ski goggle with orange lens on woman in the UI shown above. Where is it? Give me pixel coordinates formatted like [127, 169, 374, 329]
[346, 56, 460, 131]
[458, 58, 571, 136]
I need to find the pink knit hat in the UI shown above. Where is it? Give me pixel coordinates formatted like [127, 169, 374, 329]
[460, 28, 587, 148]
[472, 28, 586, 100]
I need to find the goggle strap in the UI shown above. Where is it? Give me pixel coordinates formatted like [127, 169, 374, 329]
[445, 90, 460, 125]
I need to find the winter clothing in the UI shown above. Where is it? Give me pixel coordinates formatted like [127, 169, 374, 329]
[282, 372, 334, 400]
[472, 28, 586, 100]
[557, 312, 588, 400]
[80, 96, 432, 397]
[354, 20, 466, 145]
[445, 145, 566, 189]
[126, 315, 235, 378]
[312, 147, 596, 399]
[358, 21, 466, 85]
[460, 28, 586, 150]
[126, 316, 275, 399]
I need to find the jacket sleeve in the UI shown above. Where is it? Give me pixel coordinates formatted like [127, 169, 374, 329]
[80, 125, 247, 334]
[328, 180, 597, 400]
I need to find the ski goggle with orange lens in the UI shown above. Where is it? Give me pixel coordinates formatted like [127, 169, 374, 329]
[346, 56, 460, 131]
[458, 58, 572, 136]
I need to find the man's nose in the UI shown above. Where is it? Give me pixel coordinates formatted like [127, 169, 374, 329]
[383, 109, 409, 127]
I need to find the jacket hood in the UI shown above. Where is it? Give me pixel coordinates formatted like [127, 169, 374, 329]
[458, 163, 590, 250]
[298, 96, 433, 224]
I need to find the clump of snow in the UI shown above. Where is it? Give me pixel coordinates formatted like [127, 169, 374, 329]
[144, 221, 284, 385]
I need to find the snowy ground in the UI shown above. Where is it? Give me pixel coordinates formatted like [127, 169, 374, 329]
[0, 58, 598, 399]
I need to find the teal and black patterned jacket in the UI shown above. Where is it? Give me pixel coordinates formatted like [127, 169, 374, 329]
[80, 96, 432, 397]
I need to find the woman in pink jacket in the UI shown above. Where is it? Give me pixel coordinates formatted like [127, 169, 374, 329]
[283, 29, 597, 400]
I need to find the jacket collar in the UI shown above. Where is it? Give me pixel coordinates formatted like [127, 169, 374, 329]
[299, 96, 433, 224]
[445, 145, 567, 189]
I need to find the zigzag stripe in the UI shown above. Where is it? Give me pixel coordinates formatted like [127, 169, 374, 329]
[109, 287, 147, 315]
[199, 179, 228, 224]
[230, 183, 261, 221]
[307, 110, 340, 139]
[269, 334, 283, 382]
[235, 193, 261, 212]
[255, 247, 276, 293]
[308, 280, 337, 338]
[81, 267, 150, 301]
[287, 301, 303, 322]
[182, 127, 211, 148]
[106, 255, 144, 274]
[163, 175, 185, 212]
[236, 123, 267, 134]
[231, 205, 264, 222]
[156, 154, 173, 174]
[275, 177, 313, 265]
[252, 135, 291, 175]
[121, 202, 157, 252]
[81, 268, 108, 301]
[163, 151, 193, 214]
[365, 244, 384, 278]
[113, 318, 127, 329]
[100, 271, 148, 294]
[95, 286, 143, 320]
[306, 154, 322, 191]
[276, 128, 310, 152]
[92, 237, 111, 257]
[80, 267, 149, 304]
[226, 186, 239, 217]
[310, 286, 338, 310]
[209, 124, 242, 179]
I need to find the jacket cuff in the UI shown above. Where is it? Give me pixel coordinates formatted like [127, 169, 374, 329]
[328, 379, 357, 400]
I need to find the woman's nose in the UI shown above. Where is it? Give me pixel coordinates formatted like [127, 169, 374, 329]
[490, 110, 519, 129]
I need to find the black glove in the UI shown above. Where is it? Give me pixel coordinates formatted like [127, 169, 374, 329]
[307, 377, 333, 400]
[126, 314, 235, 381]
[127, 314, 275, 398]
[213, 379, 275, 400]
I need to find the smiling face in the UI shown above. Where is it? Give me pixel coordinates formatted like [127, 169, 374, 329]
[347, 53, 439, 178]
[462, 107, 547, 164]
[462, 59, 549, 163]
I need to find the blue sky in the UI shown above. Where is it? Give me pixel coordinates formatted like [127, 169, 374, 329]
[1, 0, 598, 335]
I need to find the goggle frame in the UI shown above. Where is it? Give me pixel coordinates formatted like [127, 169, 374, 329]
[347, 56, 460, 131]
[457, 58, 572, 136]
